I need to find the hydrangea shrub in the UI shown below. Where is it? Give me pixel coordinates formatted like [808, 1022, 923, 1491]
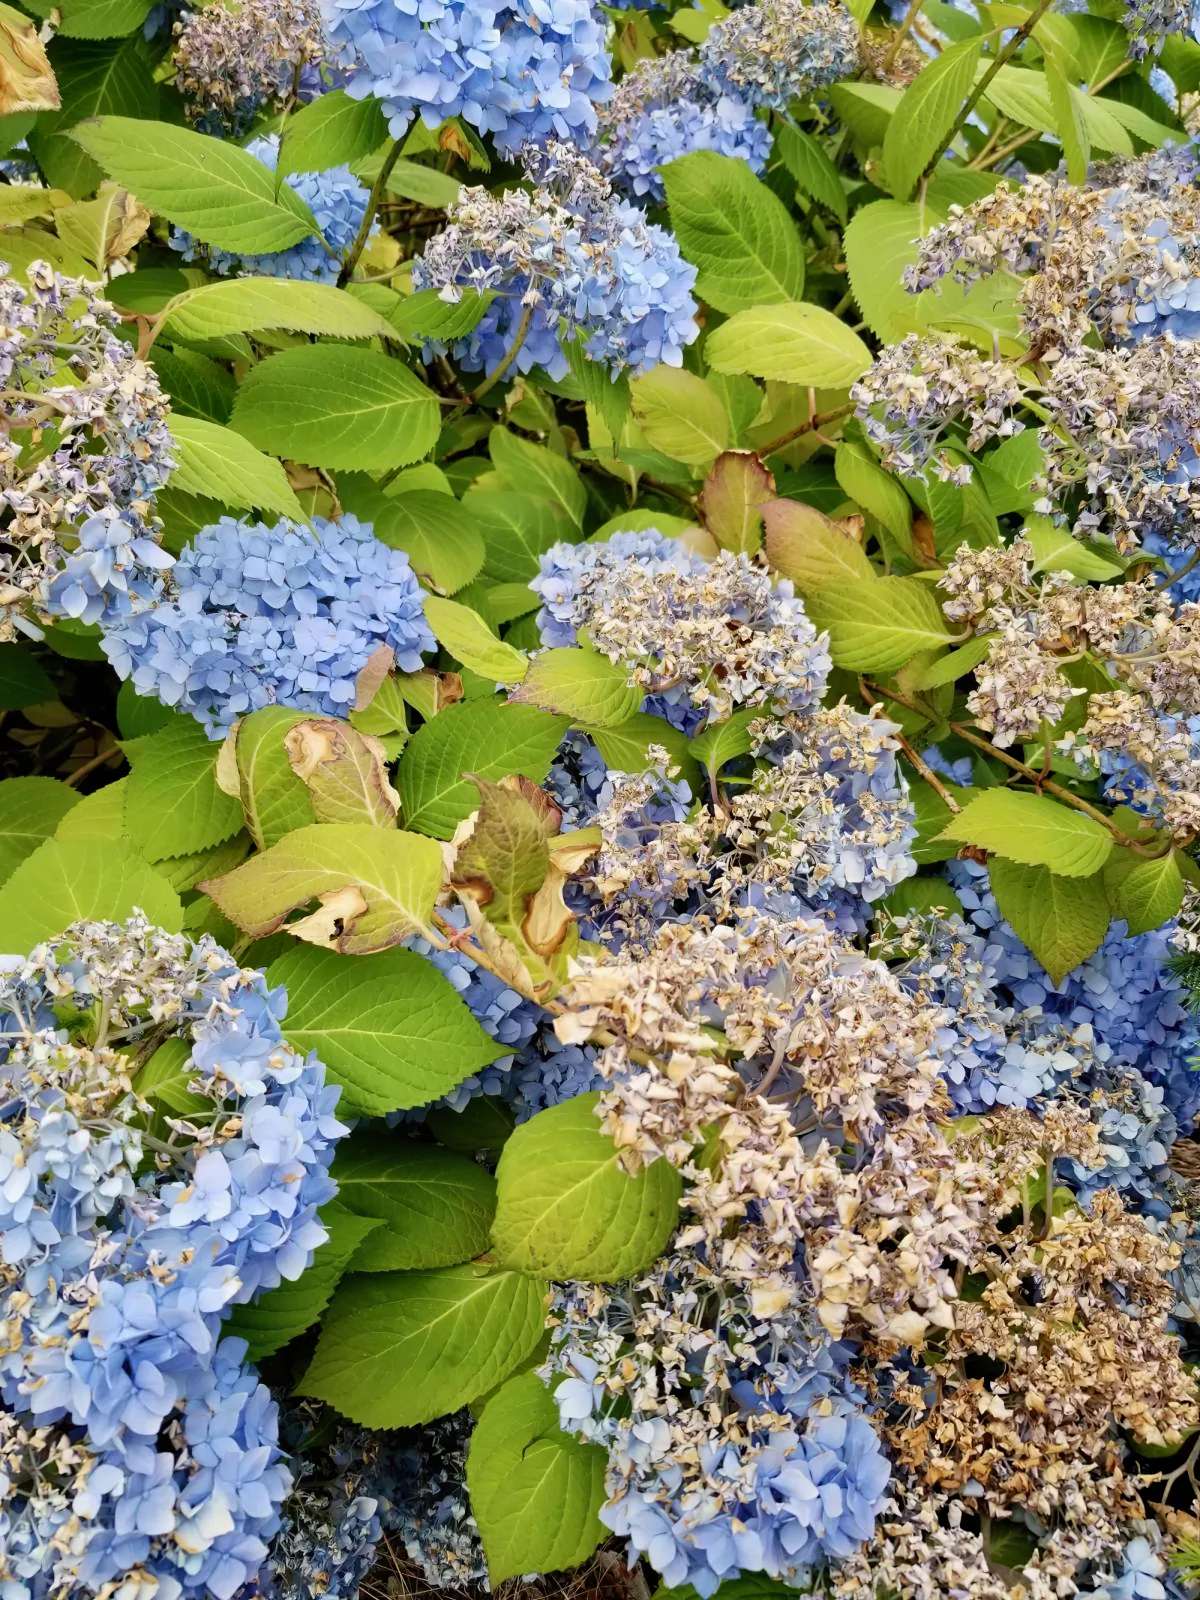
[7, 0, 1200, 1597]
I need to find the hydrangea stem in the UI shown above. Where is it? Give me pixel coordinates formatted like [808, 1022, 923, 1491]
[338, 137, 404, 287]
[918, 0, 1057, 186]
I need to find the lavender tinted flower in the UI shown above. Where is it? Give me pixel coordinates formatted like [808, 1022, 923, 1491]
[101, 513, 435, 737]
[411, 142, 699, 379]
[170, 135, 375, 283]
[319, 0, 611, 155]
[172, 0, 327, 135]
[1, 260, 174, 641]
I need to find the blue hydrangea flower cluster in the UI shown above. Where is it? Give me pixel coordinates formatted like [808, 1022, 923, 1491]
[2, 262, 175, 641]
[595, 0, 859, 201]
[899, 859, 1200, 1216]
[546, 1260, 889, 1596]
[595, 50, 771, 204]
[946, 858, 1200, 1130]
[100, 513, 435, 737]
[170, 135, 375, 284]
[412, 142, 699, 380]
[0, 915, 347, 1600]
[319, 0, 611, 155]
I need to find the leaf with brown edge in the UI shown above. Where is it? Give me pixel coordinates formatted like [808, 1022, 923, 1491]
[198, 822, 444, 954]
[762, 499, 873, 590]
[0, 2, 59, 114]
[54, 182, 149, 267]
[698, 451, 775, 555]
[284, 719, 400, 829]
[452, 777, 549, 925]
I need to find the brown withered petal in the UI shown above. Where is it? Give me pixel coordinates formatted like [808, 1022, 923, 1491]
[0, 1, 60, 114]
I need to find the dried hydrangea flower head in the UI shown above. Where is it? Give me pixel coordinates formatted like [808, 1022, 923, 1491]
[319, 0, 611, 155]
[697, 0, 861, 110]
[908, 172, 1200, 354]
[593, 48, 771, 203]
[411, 141, 699, 380]
[0, 259, 174, 641]
[171, 133, 376, 282]
[172, 0, 327, 134]
[1121, 0, 1196, 57]
[529, 533, 831, 728]
[852, 334, 1025, 482]
[1037, 338, 1200, 553]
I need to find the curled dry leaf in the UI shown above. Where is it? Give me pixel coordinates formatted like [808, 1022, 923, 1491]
[0, 1, 59, 114]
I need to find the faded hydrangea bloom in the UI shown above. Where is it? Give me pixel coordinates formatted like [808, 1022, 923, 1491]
[907, 173, 1200, 354]
[171, 0, 326, 132]
[172, 0, 327, 134]
[852, 334, 1024, 481]
[412, 142, 699, 379]
[965, 632, 1082, 748]
[0, 260, 175, 641]
[697, 0, 861, 110]
[938, 537, 1034, 628]
[1038, 338, 1200, 552]
[527, 541, 832, 727]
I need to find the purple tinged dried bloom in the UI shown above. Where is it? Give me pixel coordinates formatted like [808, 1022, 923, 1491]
[697, 0, 860, 110]
[172, 0, 327, 135]
[851, 334, 1024, 482]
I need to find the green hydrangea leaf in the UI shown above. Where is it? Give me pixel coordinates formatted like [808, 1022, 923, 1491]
[331, 1131, 497, 1270]
[935, 789, 1113, 878]
[266, 943, 504, 1116]
[301, 1264, 546, 1427]
[492, 1094, 681, 1280]
[466, 1370, 607, 1583]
